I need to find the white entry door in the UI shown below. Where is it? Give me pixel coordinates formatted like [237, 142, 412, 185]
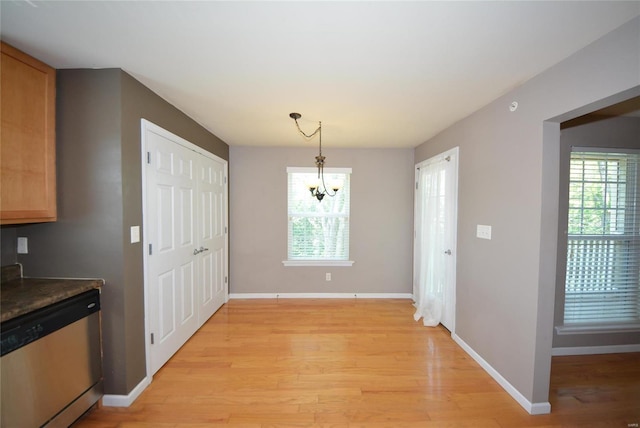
[143, 120, 228, 375]
[413, 147, 458, 332]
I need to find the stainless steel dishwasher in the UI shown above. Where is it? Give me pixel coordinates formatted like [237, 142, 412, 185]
[1, 289, 103, 427]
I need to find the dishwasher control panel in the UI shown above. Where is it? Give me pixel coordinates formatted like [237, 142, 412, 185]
[0, 288, 100, 356]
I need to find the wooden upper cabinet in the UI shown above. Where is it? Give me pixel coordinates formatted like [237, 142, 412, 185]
[1, 42, 57, 224]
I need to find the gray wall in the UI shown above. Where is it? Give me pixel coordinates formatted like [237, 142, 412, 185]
[553, 115, 640, 349]
[15, 68, 127, 392]
[229, 146, 414, 295]
[1, 226, 18, 266]
[15, 69, 228, 395]
[414, 17, 639, 407]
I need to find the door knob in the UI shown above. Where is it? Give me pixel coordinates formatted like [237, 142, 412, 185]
[444, 249, 452, 255]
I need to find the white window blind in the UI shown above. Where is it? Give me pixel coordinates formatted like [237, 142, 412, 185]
[564, 150, 640, 325]
[287, 167, 351, 261]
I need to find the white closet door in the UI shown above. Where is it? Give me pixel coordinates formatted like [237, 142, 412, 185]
[143, 120, 229, 376]
[197, 156, 227, 326]
[145, 128, 199, 375]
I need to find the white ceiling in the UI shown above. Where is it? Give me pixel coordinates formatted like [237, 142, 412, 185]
[2, 1, 638, 148]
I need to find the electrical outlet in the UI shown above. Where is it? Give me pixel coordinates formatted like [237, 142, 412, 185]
[17, 237, 28, 254]
[326, 272, 331, 281]
[477, 225, 492, 240]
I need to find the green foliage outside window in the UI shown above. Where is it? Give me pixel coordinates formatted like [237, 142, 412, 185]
[568, 158, 626, 235]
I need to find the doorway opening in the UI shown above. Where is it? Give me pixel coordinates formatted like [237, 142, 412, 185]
[413, 147, 459, 333]
[543, 91, 640, 409]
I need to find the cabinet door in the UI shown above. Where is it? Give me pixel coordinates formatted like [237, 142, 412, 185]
[1, 42, 56, 224]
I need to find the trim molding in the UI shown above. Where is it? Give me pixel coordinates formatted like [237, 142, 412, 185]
[452, 333, 551, 415]
[229, 293, 413, 299]
[102, 376, 151, 407]
[552, 344, 640, 356]
[555, 323, 640, 335]
[282, 260, 354, 267]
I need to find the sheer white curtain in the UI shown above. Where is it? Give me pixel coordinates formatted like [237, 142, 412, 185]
[413, 152, 455, 327]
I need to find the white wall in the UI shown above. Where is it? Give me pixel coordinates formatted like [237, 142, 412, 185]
[229, 146, 414, 295]
[415, 17, 640, 409]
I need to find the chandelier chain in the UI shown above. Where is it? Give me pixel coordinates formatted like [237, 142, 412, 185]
[292, 117, 321, 139]
[289, 112, 336, 201]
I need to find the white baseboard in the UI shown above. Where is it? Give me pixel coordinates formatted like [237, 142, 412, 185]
[529, 401, 552, 415]
[102, 376, 151, 407]
[552, 344, 640, 356]
[452, 333, 551, 415]
[229, 293, 413, 299]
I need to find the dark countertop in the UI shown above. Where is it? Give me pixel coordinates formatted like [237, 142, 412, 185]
[1, 264, 104, 323]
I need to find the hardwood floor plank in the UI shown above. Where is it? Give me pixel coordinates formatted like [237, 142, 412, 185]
[73, 299, 640, 428]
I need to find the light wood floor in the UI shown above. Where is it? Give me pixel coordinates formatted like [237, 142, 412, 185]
[74, 299, 640, 427]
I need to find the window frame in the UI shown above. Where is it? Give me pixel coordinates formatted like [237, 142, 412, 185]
[282, 167, 354, 267]
[556, 147, 640, 334]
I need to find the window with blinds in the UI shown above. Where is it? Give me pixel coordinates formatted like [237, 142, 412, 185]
[286, 167, 351, 262]
[564, 150, 640, 325]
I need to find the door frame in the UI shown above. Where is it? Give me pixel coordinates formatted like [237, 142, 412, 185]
[413, 146, 459, 333]
[140, 119, 228, 381]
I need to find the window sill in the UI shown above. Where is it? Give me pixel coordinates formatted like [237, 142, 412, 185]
[555, 322, 640, 335]
[282, 260, 354, 267]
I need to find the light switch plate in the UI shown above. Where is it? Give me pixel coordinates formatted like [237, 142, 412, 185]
[130, 226, 141, 244]
[477, 225, 492, 240]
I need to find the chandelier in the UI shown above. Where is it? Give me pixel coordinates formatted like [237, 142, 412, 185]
[289, 112, 341, 201]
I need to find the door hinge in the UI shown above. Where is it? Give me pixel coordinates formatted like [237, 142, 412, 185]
[147, 152, 151, 164]
[415, 182, 418, 190]
[225, 276, 228, 284]
[224, 176, 227, 184]
[149, 243, 152, 255]
[150, 333, 154, 344]
[225, 226, 227, 234]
